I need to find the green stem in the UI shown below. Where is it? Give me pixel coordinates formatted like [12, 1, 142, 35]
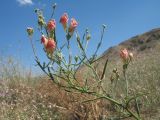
[67, 40, 72, 67]
[126, 108, 141, 120]
[102, 95, 122, 106]
[92, 25, 105, 60]
[124, 69, 128, 97]
[50, 3, 56, 19]
[134, 93, 141, 118]
[29, 36, 38, 60]
[84, 40, 89, 52]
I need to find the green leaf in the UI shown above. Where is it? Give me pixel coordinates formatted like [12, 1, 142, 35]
[101, 59, 108, 80]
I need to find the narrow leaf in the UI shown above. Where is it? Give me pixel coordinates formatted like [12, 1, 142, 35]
[101, 59, 108, 80]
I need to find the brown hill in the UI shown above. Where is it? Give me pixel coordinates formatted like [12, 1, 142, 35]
[76, 28, 160, 119]
[78, 28, 160, 75]
[102, 28, 160, 61]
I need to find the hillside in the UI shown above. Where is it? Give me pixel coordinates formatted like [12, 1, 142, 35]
[77, 28, 160, 119]
[101, 28, 160, 61]
[78, 28, 160, 74]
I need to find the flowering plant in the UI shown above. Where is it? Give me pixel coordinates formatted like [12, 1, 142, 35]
[27, 3, 146, 120]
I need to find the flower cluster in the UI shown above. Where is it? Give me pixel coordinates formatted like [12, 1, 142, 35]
[59, 13, 78, 40]
[27, 11, 78, 56]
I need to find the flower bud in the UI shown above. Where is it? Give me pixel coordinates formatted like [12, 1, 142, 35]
[27, 27, 34, 36]
[45, 38, 56, 54]
[47, 19, 56, 32]
[113, 68, 117, 73]
[102, 24, 106, 29]
[41, 35, 48, 46]
[68, 18, 78, 36]
[38, 15, 45, 27]
[35, 9, 38, 13]
[86, 34, 91, 41]
[129, 52, 133, 60]
[74, 56, 79, 62]
[60, 13, 69, 31]
[57, 51, 63, 61]
[85, 29, 91, 41]
[120, 48, 129, 63]
[52, 3, 57, 9]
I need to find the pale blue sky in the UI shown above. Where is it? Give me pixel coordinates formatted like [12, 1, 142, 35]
[0, 0, 160, 72]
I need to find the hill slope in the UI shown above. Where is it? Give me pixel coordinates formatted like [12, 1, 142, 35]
[78, 28, 160, 119]
[102, 28, 160, 60]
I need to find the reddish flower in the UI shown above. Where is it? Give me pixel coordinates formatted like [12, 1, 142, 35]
[41, 35, 48, 46]
[45, 38, 56, 54]
[60, 13, 69, 31]
[47, 19, 56, 32]
[120, 48, 129, 62]
[68, 18, 78, 33]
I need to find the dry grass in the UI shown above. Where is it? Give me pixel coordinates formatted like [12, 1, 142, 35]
[0, 48, 160, 120]
[0, 57, 109, 120]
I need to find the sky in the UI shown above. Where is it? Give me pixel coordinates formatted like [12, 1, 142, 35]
[0, 0, 160, 73]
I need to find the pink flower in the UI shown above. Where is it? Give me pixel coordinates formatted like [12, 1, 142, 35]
[68, 18, 78, 33]
[41, 35, 48, 46]
[120, 48, 129, 62]
[45, 38, 56, 54]
[47, 19, 56, 32]
[60, 13, 69, 31]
